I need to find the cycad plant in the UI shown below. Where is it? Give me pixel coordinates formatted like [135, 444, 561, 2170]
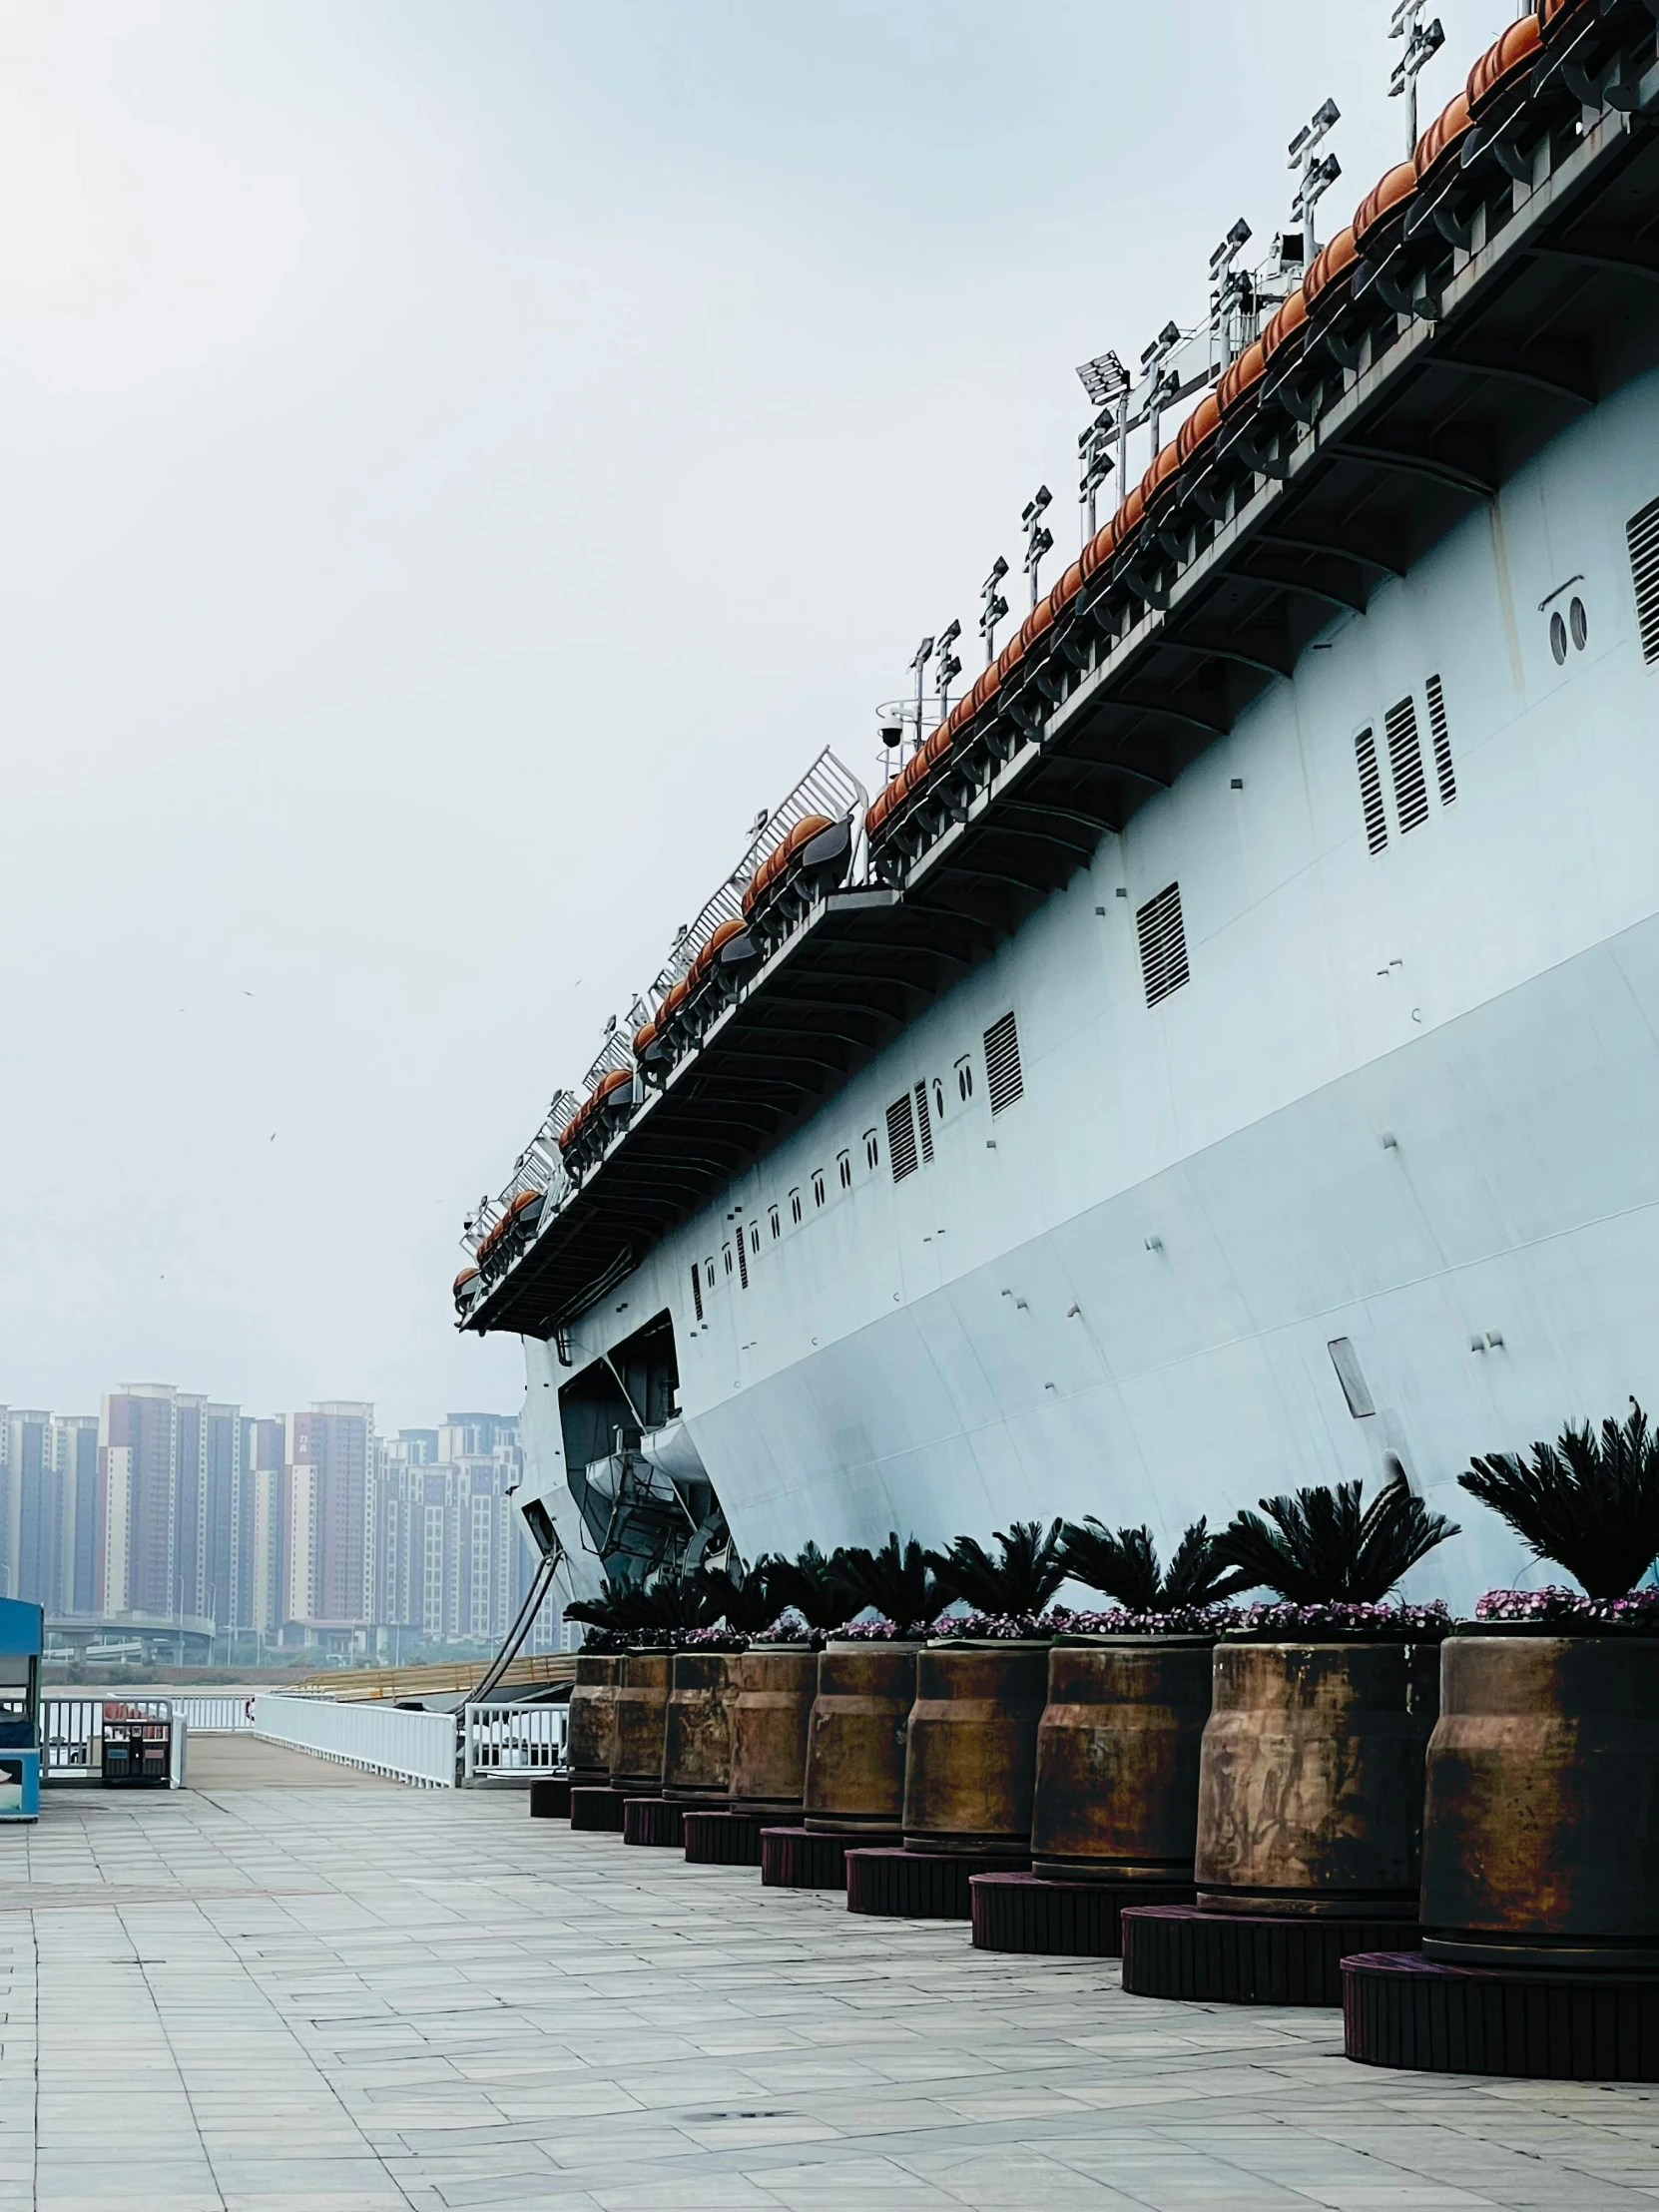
[1459, 1399, 1659, 1599]
[562, 1571, 640, 1635]
[831, 1532, 952, 1629]
[769, 1542, 854, 1631]
[927, 1519, 1069, 1615]
[567, 1564, 720, 1635]
[1213, 1474, 1456, 1604]
[1059, 1516, 1253, 1611]
[697, 1555, 789, 1635]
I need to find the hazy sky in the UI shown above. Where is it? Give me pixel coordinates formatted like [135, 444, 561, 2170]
[1, 0, 1514, 1431]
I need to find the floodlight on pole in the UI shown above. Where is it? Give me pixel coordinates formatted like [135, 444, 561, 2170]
[1388, 0, 1444, 154]
[979, 555, 1010, 664]
[935, 618, 962, 720]
[1287, 96, 1341, 258]
[909, 635, 934, 756]
[1208, 216, 1253, 367]
[1021, 486, 1054, 610]
[1076, 348, 1131, 517]
[1077, 414, 1116, 543]
[1140, 320, 1183, 453]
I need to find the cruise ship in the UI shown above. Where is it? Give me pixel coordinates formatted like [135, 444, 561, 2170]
[454, 0, 1659, 1616]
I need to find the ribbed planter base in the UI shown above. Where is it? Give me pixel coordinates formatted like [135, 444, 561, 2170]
[971, 1873, 1195, 1957]
[1344, 1950, 1659, 2079]
[682, 1809, 766, 1867]
[623, 1796, 686, 1848]
[846, 1847, 1029, 1922]
[529, 1778, 571, 1820]
[761, 1826, 895, 1889]
[1122, 1905, 1423, 2007]
[569, 1786, 628, 1833]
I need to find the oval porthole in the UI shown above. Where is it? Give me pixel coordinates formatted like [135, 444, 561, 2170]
[1570, 596, 1588, 651]
[1550, 611, 1568, 665]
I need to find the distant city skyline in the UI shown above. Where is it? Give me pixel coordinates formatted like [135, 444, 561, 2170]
[1, 1386, 550, 1658]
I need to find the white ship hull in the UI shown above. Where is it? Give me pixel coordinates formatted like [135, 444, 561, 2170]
[520, 363, 1659, 1613]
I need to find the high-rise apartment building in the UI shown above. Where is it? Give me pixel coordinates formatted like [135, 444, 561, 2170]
[286, 1401, 374, 1630]
[52, 1415, 100, 1613]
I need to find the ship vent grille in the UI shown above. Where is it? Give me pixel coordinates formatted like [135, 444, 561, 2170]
[1385, 694, 1429, 832]
[737, 1229, 749, 1289]
[1136, 885, 1190, 1009]
[1355, 728, 1387, 853]
[983, 1010, 1024, 1113]
[1426, 674, 1455, 806]
[886, 1092, 919, 1182]
[1629, 494, 1659, 663]
[913, 1080, 934, 1162]
[690, 1264, 703, 1324]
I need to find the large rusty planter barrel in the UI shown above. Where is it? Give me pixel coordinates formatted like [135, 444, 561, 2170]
[1196, 1639, 1439, 1919]
[902, 1641, 1050, 1857]
[567, 1653, 620, 1785]
[610, 1651, 671, 1789]
[1421, 1633, 1659, 1969]
[1031, 1635, 1215, 1883]
[804, 1640, 919, 1834]
[663, 1651, 742, 1799]
[730, 1646, 818, 1813]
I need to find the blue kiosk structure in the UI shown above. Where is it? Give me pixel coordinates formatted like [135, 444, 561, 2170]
[0, 1598, 43, 1821]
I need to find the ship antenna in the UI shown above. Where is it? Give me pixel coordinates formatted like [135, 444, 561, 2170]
[1075, 350, 1129, 542]
[908, 634, 934, 757]
[935, 619, 962, 722]
[1389, 0, 1444, 156]
[1020, 485, 1054, 611]
[1287, 95, 1341, 259]
[979, 556, 1009, 664]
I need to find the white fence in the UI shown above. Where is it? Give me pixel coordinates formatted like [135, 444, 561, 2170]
[42, 1699, 188, 1787]
[253, 1692, 460, 1787]
[171, 1695, 258, 1734]
[461, 1700, 567, 1781]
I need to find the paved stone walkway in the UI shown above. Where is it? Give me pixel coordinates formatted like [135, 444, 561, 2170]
[4, 1777, 1659, 2210]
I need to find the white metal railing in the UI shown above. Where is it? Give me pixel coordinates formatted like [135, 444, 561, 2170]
[461, 1700, 567, 1781]
[253, 1691, 459, 1787]
[171, 1695, 258, 1734]
[42, 1699, 187, 1787]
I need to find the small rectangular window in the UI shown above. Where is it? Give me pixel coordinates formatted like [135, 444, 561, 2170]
[1385, 694, 1429, 832]
[983, 1011, 1023, 1113]
[790, 1189, 802, 1224]
[749, 1221, 760, 1254]
[1136, 887, 1190, 1008]
[769, 1206, 780, 1240]
[706, 1259, 716, 1289]
[1355, 727, 1387, 853]
[837, 1149, 852, 1190]
[690, 1264, 703, 1323]
[886, 1094, 918, 1181]
[1425, 673, 1455, 807]
[1328, 1337, 1376, 1419]
[813, 1171, 826, 1207]
[723, 1244, 733, 1277]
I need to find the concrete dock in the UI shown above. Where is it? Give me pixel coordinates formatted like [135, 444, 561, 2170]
[3, 1764, 1657, 2210]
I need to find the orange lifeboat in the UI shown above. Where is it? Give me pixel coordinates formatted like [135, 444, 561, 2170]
[1143, 437, 1183, 509]
[865, 780, 898, 837]
[1414, 90, 1472, 181]
[453, 1266, 478, 1293]
[994, 633, 1025, 686]
[592, 1067, 631, 1107]
[1080, 510, 1118, 582]
[633, 1017, 658, 1058]
[1217, 337, 1266, 416]
[1050, 554, 1085, 618]
[1116, 479, 1147, 546]
[784, 811, 833, 860]
[1176, 389, 1222, 467]
[1016, 593, 1054, 657]
[659, 976, 691, 1022]
[1305, 225, 1357, 310]
[1541, 0, 1591, 36]
[1467, 11, 1540, 113]
[1353, 162, 1417, 252]
[1261, 285, 1308, 363]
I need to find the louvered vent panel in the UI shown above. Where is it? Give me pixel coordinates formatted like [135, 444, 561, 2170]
[913, 1080, 934, 1162]
[1136, 885, 1190, 1008]
[983, 1010, 1024, 1114]
[1629, 494, 1659, 663]
[737, 1231, 749, 1289]
[1355, 729, 1387, 853]
[1425, 674, 1455, 806]
[1385, 695, 1429, 832]
[690, 1264, 704, 1323]
[886, 1093, 919, 1182]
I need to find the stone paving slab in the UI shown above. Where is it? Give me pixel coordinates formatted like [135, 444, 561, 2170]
[0, 1786, 1657, 2209]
